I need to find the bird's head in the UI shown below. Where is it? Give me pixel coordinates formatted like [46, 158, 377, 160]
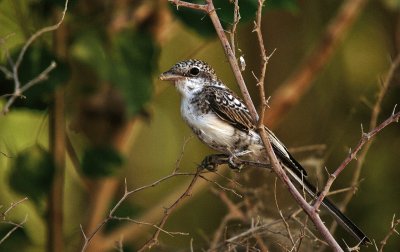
[159, 59, 220, 96]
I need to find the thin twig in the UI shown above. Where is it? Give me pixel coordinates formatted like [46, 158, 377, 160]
[0, 215, 28, 245]
[274, 178, 296, 247]
[1, 197, 28, 220]
[320, 56, 400, 249]
[0, 0, 69, 115]
[199, 174, 243, 198]
[174, 135, 193, 173]
[378, 214, 400, 252]
[314, 101, 400, 211]
[80, 175, 195, 251]
[339, 55, 400, 206]
[137, 169, 202, 251]
[0, 197, 29, 245]
[229, 0, 240, 57]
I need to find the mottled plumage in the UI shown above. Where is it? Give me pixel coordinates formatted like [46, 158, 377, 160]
[160, 59, 369, 246]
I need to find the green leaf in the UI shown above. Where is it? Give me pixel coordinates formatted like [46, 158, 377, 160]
[110, 31, 158, 117]
[71, 31, 109, 80]
[81, 146, 124, 177]
[71, 30, 158, 117]
[8, 145, 55, 204]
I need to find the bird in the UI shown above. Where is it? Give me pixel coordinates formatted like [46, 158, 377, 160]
[159, 59, 370, 246]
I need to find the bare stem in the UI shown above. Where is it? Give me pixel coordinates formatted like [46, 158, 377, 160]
[229, 0, 240, 57]
[80, 172, 197, 251]
[137, 169, 202, 251]
[0, 0, 69, 115]
[0, 198, 29, 245]
[378, 214, 400, 252]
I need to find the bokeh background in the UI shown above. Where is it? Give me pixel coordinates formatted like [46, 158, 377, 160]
[0, 0, 399, 251]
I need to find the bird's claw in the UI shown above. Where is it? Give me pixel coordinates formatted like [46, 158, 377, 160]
[228, 155, 244, 171]
[199, 154, 228, 171]
[199, 153, 245, 171]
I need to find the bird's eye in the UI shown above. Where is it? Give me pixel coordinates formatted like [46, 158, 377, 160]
[189, 67, 200, 76]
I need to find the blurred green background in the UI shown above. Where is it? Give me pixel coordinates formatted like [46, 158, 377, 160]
[0, 0, 399, 251]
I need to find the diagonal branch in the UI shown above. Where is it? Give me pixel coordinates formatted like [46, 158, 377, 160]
[0, 197, 29, 245]
[137, 169, 202, 251]
[313, 54, 400, 210]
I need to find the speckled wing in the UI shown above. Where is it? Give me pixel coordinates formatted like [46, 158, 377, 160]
[204, 85, 307, 176]
[204, 85, 254, 133]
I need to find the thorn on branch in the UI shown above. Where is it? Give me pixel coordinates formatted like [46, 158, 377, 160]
[265, 96, 271, 108]
[252, 21, 259, 32]
[251, 71, 259, 83]
[266, 48, 277, 63]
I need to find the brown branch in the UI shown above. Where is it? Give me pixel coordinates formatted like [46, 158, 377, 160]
[229, 0, 240, 57]
[252, 0, 342, 250]
[253, 0, 270, 125]
[314, 109, 400, 211]
[47, 3, 70, 251]
[205, 0, 259, 122]
[169, 0, 207, 12]
[313, 53, 400, 211]
[265, 0, 368, 128]
[317, 55, 400, 245]
[340, 54, 400, 207]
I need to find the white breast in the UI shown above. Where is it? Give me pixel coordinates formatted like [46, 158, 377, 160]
[181, 98, 235, 146]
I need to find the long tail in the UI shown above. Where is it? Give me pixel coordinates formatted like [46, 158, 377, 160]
[284, 165, 371, 245]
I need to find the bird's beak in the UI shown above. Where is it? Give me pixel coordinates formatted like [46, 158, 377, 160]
[159, 70, 182, 81]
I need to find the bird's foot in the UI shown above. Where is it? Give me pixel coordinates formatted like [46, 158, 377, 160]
[199, 154, 229, 171]
[227, 155, 244, 171]
[227, 150, 253, 171]
[199, 152, 253, 171]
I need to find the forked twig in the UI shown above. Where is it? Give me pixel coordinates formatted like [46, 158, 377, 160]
[0, 0, 69, 115]
[80, 175, 196, 251]
[0, 197, 29, 245]
[378, 214, 400, 252]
